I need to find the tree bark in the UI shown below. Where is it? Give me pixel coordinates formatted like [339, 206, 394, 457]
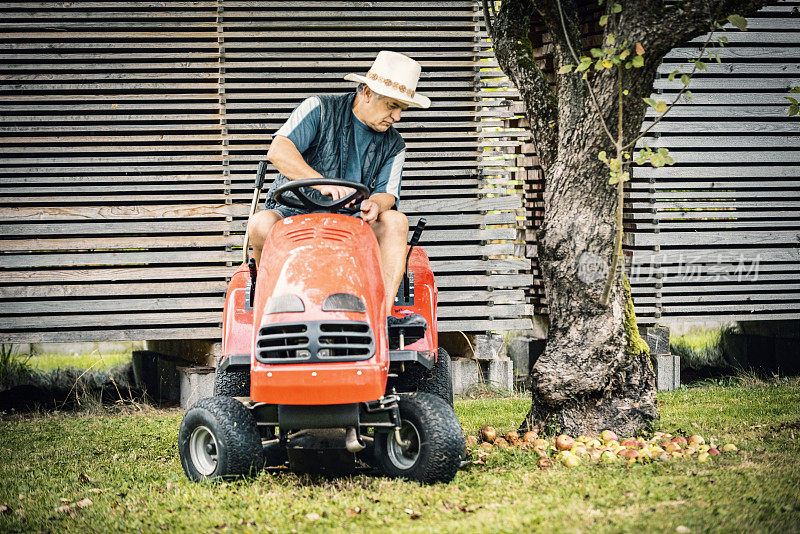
[485, 0, 771, 436]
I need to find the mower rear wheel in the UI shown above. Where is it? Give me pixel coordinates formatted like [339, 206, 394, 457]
[392, 348, 454, 408]
[373, 392, 464, 484]
[418, 348, 454, 407]
[179, 396, 264, 481]
[214, 367, 250, 397]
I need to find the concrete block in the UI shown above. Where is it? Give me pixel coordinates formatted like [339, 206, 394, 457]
[179, 366, 215, 409]
[451, 360, 480, 394]
[487, 360, 513, 389]
[507, 337, 547, 376]
[450, 359, 514, 394]
[640, 325, 670, 355]
[653, 354, 680, 391]
[473, 333, 507, 361]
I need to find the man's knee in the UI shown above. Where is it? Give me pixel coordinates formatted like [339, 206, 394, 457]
[248, 210, 282, 246]
[375, 210, 409, 236]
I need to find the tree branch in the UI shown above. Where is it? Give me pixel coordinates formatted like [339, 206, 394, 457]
[485, 0, 558, 170]
[637, 0, 772, 58]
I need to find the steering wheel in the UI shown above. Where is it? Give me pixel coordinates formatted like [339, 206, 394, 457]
[273, 178, 371, 213]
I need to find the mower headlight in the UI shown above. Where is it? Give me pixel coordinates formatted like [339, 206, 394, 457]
[265, 294, 305, 314]
[322, 293, 366, 313]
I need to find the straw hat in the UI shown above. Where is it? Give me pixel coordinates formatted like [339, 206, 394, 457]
[345, 50, 430, 109]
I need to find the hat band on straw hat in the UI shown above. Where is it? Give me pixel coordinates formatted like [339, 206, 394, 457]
[366, 71, 416, 99]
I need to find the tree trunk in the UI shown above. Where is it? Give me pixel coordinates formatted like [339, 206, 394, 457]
[522, 140, 656, 437]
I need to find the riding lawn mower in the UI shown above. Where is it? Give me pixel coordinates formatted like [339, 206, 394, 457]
[178, 162, 465, 484]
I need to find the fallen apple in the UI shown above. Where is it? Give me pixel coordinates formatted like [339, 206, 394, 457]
[494, 437, 510, 450]
[688, 434, 705, 447]
[537, 458, 553, 470]
[563, 455, 580, 467]
[707, 447, 720, 456]
[504, 431, 520, 444]
[522, 431, 538, 443]
[480, 426, 497, 443]
[601, 430, 618, 444]
[671, 436, 687, 448]
[556, 434, 574, 451]
[697, 452, 711, 463]
[465, 435, 479, 448]
[480, 442, 493, 452]
[722, 443, 738, 453]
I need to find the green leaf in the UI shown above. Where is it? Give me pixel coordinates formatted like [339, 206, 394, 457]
[606, 33, 616, 46]
[601, 59, 613, 69]
[599, 15, 609, 26]
[714, 50, 721, 63]
[590, 48, 604, 58]
[654, 101, 668, 114]
[558, 64, 574, 74]
[621, 172, 630, 182]
[681, 74, 690, 85]
[624, 61, 632, 69]
[728, 14, 748, 31]
[609, 173, 620, 185]
[685, 90, 693, 100]
[718, 36, 729, 45]
[595, 59, 606, 70]
[643, 97, 657, 107]
[789, 103, 799, 117]
[789, 87, 800, 93]
[695, 60, 707, 71]
[631, 55, 644, 68]
[612, 3, 622, 13]
[668, 70, 679, 82]
[619, 49, 630, 60]
[622, 89, 629, 96]
[598, 151, 608, 163]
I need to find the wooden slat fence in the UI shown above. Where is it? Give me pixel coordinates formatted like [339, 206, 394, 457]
[480, 1, 799, 324]
[628, 1, 800, 324]
[0, 1, 532, 343]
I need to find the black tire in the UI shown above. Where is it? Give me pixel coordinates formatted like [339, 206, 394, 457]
[419, 348, 454, 407]
[373, 392, 464, 484]
[392, 348, 454, 408]
[179, 396, 265, 481]
[213, 367, 250, 397]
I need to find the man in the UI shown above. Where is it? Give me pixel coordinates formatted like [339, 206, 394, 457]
[247, 50, 430, 343]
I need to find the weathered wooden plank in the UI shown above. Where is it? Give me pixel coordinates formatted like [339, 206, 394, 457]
[0, 327, 223, 344]
[2, 297, 225, 315]
[437, 304, 532, 319]
[632, 231, 800, 247]
[438, 318, 533, 332]
[0, 281, 228, 299]
[0, 311, 222, 330]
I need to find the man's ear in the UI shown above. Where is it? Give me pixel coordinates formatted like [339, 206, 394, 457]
[363, 85, 373, 103]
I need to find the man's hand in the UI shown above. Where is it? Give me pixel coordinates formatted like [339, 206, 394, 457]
[360, 198, 381, 223]
[312, 184, 355, 201]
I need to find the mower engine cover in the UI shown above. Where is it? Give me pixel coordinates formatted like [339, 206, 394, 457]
[250, 213, 389, 405]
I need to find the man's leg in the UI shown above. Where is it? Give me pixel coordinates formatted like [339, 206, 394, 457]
[247, 209, 283, 267]
[368, 210, 409, 316]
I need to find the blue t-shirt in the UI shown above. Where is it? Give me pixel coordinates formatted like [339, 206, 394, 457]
[274, 96, 405, 200]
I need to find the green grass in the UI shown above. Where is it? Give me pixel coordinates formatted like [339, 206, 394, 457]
[1, 385, 799, 533]
[27, 352, 131, 372]
[670, 327, 727, 369]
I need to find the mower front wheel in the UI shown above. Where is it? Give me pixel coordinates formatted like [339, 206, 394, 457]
[179, 396, 264, 481]
[373, 392, 464, 484]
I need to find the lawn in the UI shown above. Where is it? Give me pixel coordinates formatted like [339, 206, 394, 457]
[1, 383, 799, 533]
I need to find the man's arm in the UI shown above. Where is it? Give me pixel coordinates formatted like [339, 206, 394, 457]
[360, 192, 396, 223]
[266, 135, 355, 200]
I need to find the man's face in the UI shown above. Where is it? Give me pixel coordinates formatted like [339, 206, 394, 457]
[361, 88, 409, 132]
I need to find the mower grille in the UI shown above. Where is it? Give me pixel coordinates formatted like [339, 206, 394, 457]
[255, 321, 374, 364]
